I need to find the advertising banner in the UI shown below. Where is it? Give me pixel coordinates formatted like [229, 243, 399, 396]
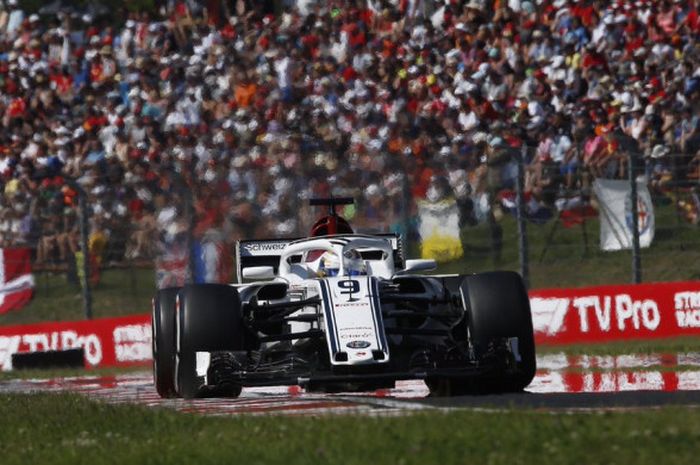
[1, 281, 699, 370]
[531, 281, 700, 345]
[0, 314, 151, 371]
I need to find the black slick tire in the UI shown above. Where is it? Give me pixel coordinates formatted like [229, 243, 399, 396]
[176, 284, 244, 399]
[457, 271, 536, 393]
[152, 287, 180, 398]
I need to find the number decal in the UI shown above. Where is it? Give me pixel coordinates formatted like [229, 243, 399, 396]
[337, 279, 360, 295]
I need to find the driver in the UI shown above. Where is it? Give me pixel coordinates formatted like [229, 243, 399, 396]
[317, 251, 340, 277]
[342, 248, 366, 276]
[315, 249, 367, 277]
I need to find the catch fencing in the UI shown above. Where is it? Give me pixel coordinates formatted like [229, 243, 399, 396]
[0, 143, 698, 321]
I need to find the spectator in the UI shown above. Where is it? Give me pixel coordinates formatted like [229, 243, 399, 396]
[0, 0, 696, 271]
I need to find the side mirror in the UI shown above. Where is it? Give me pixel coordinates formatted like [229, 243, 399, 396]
[399, 259, 437, 274]
[242, 266, 276, 280]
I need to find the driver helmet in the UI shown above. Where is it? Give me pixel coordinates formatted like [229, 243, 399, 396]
[317, 251, 340, 277]
[343, 248, 366, 276]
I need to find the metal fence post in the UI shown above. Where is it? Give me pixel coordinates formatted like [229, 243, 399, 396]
[174, 166, 196, 285]
[516, 144, 529, 289]
[401, 169, 412, 253]
[185, 187, 196, 285]
[66, 180, 93, 320]
[628, 151, 642, 284]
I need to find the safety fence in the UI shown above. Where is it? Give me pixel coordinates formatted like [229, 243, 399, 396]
[0, 143, 697, 322]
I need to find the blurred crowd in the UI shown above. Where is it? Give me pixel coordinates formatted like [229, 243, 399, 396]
[0, 0, 699, 268]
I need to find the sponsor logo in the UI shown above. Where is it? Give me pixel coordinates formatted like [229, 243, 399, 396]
[346, 340, 371, 349]
[0, 331, 103, 371]
[530, 297, 569, 335]
[675, 291, 700, 328]
[113, 324, 152, 362]
[243, 242, 287, 253]
[0, 335, 21, 371]
[531, 294, 662, 336]
[572, 294, 661, 333]
[338, 328, 374, 340]
[334, 302, 369, 308]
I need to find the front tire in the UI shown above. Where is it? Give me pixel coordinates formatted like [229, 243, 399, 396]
[460, 271, 536, 393]
[176, 284, 245, 399]
[152, 287, 180, 398]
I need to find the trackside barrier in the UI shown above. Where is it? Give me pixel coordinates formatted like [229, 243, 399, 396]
[530, 281, 700, 344]
[0, 281, 699, 370]
[0, 314, 151, 371]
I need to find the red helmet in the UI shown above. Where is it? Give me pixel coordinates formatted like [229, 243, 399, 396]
[310, 215, 353, 236]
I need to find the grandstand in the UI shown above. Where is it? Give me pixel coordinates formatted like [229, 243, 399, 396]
[0, 0, 697, 301]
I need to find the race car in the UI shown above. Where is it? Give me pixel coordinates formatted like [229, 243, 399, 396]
[152, 198, 536, 398]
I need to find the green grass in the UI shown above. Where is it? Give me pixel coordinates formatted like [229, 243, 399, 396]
[0, 203, 694, 465]
[0, 267, 154, 326]
[1, 334, 698, 464]
[536, 336, 700, 356]
[0, 392, 698, 465]
[437, 201, 700, 288]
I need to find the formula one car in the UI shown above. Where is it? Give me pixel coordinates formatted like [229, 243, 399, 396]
[152, 198, 535, 398]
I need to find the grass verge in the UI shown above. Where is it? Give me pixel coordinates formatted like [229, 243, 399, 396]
[1, 392, 699, 465]
[439, 200, 700, 288]
[536, 337, 700, 356]
[0, 267, 154, 326]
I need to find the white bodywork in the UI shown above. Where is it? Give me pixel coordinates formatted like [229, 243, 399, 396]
[274, 235, 396, 365]
[278, 236, 396, 281]
[315, 276, 388, 364]
[196, 235, 436, 378]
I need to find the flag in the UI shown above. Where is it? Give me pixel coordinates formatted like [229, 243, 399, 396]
[593, 178, 655, 251]
[155, 244, 189, 289]
[193, 233, 232, 284]
[0, 248, 35, 314]
[417, 198, 464, 263]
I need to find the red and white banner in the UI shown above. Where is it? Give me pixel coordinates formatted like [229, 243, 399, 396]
[1, 280, 699, 370]
[531, 281, 700, 345]
[0, 314, 151, 371]
[0, 248, 34, 314]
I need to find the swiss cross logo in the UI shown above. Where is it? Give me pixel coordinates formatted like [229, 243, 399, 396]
[625, 195, 651, 235]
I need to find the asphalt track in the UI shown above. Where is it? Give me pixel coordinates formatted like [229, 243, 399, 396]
[3, 352, 700, 415]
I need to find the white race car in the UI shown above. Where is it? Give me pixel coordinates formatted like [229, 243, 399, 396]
[152, 198, 535, 398]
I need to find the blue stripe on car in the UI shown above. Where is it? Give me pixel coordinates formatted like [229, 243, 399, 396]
[319, 280, 338, 355]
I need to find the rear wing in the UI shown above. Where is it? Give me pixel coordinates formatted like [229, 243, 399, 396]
[235, 234, 405, 282]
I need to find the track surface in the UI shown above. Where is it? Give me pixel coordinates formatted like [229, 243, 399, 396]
[3, 352, 700, 415]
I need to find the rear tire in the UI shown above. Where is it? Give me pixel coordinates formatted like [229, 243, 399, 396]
[176, 284, 245, 399]
[431, 271, 535, 396]
[152, 288, 179, 398]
